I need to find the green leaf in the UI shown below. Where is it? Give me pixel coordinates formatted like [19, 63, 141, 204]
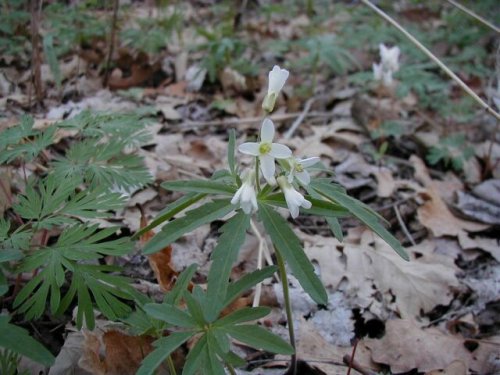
[311, 181, 409, 261]
[326, 217, 344, 242]
[136, 331, 193, 375]
[223, 266, 277, 309]
[259, 204, 327, 305]
[224, 324, 294, 355]
[214, 306, 271, 327]
[52, 138, 151, 191]
[164, 263, 197, 305]
[206, 211, 250, 321]
[182, 334, 207, 375]
[161, 180, 236, 195]
[144, 199, 235, 254]
[133, 193, 206, 239]
[143, 303, 197, 328]
[0, 315, 55, 366]
[205, 332, 226, 375]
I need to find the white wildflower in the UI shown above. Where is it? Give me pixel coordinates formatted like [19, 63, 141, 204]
[238, 118, 292, 183]
[231, 170, 258, 214]
[380, 43, 400, 72]
[277, 175, 311, 219]
[287, 156, 320, 185]
[373, 43, 400, 87]
[262, 65, 289, 113]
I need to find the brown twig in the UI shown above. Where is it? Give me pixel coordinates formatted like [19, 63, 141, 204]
[103, 0, 120, 87]
[181, 111, 332, 130]
[29, 0, 43, 106]
[342, 354, 378, 375]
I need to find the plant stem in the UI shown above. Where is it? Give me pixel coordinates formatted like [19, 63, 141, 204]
[103, 0, 119, 87]
[446, 0, 499, 33]
[226, 362, 237, 375]
[255, 159, 261, 192]
[360, 0, 500, 121]
[274, 247, 297, 375]
[166, 355, 177, 375]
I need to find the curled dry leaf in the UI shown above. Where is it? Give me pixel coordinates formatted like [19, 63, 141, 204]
[140, 212, 180, 292]
[365, 319, 500, 374]
[79, 330, 154, 375]
[303, 229, 460, 317]
[410, 156, 488, 237]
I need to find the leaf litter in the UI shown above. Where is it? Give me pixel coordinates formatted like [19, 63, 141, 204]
[2, 1, 499, 374]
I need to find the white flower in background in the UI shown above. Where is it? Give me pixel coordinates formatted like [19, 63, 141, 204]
[262, 65, 289, 112]
[231, 170, 258, 214]
[379, 43, 400, 72]
[277, 176, 311, 219]
[373, 43, 400, 87]
[287, 156, 320, 185]
[238, 118, 292, 183]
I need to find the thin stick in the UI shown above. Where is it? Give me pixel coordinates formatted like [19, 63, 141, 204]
[166, 355, 177, 375]
[103, 0, 120, 86]
[29, 0, 43, 105]
[284, 98, 315, 139]
[181, 111, 332, 129]
[250, 219, 273, 308]
[446, 0, 500, 33]
[274, 247, 297, 375]
[394, 204, 416, 246]
[360, 0, 500, 121]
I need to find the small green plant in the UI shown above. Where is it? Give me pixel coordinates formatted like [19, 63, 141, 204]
[195, 23, 256, 83]
[426, 133, 474, 171]
[134, 65, 407, 374]
[121, 9, 183, 55]
[0, 110, 152, 363]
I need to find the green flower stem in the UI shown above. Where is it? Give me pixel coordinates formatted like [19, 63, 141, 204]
[274, 246, 297, 375]
[255, 158, 261, 193]
[167, 355, 177, 375]
[227, 362, 236, 375]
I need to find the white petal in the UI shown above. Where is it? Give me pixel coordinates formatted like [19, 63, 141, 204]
[382, 70, 393, 86]
[299, 157, 320, 168]
[238, 142, 260, 156]
[231, 186, 243, 205]
[268, 65, 289, 94]
[373, 63, 382, 81]
[301, 198, 312, 209]
[296, 171, 310, 185]
[241, 200, 253, 214]
[269, 143, 292, 159]
[289, 204, 299, 219]
[260, 118, 275, 142]
[260, 154, 275, 180]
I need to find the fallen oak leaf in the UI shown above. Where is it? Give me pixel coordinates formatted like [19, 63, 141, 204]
[139, 210, 182, 293]
[364, 319, 500, 374]
[79, 330, 155, 375]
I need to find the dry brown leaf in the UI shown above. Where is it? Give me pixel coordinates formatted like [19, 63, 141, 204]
[457, 231, 500, 262]
[425, 360, 467, 375]
[372, 167, 395, 198]
[79, 330, 154, 375]
[292, 318, 377, 375]
[140, 213, 181, 292]
[351, 235, 459, 317]
[410, 156, 488, 237]
[365, 319, 500, 374]
[301, 229, 460, 317]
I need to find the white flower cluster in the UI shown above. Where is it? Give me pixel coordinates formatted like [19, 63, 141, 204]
[231, 66, 319, 218]
[373, 43, 400, 87]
